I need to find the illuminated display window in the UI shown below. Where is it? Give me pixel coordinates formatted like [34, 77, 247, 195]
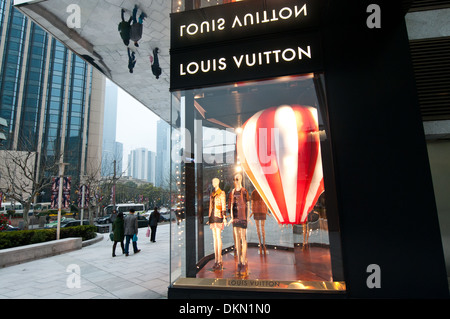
[169, 74, 345, 293]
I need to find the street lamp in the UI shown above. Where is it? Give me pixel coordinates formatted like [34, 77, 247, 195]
[56, 162, 69, 240]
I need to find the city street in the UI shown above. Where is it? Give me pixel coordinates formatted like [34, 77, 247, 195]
[0, 223, 170, 299]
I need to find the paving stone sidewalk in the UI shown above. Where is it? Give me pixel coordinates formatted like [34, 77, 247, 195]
[0, 223, 170, 299]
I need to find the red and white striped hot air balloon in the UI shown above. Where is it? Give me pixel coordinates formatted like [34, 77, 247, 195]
[236, 105, 324, 225]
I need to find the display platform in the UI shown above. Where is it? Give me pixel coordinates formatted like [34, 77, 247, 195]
[197, 245, 333, 282]
[170, 244, 345, 295]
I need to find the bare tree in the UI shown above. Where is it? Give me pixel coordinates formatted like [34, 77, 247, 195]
[0, 149, 59, 229]
[81, 152, 127, 223]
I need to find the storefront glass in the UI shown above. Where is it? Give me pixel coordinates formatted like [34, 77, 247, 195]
[169, 73, 346, 292]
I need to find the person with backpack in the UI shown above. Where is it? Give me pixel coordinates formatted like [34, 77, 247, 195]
[124, 208, 141, 256]
[130, 5, 147, 47]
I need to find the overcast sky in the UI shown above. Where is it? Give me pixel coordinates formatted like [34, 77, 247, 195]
[114, 83, 160, 170]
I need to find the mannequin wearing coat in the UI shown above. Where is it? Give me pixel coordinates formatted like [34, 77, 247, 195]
[229, 173, 250, 275]
[250, 190, 270, 255]
[208, 178, 226, 270]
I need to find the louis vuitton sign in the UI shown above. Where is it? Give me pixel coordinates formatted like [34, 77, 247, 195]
[171, 0, 323, 49]
[170, 0, 324, 90]
[171, 31, 322, 90]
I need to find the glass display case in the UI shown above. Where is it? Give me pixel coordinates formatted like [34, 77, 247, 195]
[169, 73, 346, 293]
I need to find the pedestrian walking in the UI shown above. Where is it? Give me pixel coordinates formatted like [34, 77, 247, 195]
[124, 208, 141, 256]
[112, 212, 124, 257]
[118, 8, 132, 46]
[130, 5, 147, 47]
[127, 47, 136, 73]
[150, 47, 162, 79]
[148, 207, 160, 242]
[110, 209, 118, 223]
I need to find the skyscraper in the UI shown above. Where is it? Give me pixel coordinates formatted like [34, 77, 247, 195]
[101, 79, 122, 177]
[155, 119, 170, 188]
[127, 147, 156, 184]
[0, 0, 105, 201]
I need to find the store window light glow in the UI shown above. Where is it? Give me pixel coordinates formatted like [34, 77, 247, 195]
[237, 104, 324, 225]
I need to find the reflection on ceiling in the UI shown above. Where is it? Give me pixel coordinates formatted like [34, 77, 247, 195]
[16, 0, 171, 122]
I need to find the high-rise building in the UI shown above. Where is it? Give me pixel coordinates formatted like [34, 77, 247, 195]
[0, 0, 105, 201]
[155, 119, 170, 188]
[127, 147, 155, 184]
[114, 141, 123, 175]
[101, 79, 122, 177]
[147, 150, 156, 185]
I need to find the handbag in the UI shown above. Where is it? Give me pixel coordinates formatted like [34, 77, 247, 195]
[146, 226, 150, 237]
[132, 234, 138, 242]
[109, 232, 114, 241]
[209, 216, 223, 224]
[232, 202, 238, 219]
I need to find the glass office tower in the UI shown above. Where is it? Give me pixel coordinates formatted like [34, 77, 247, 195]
[0, 0, 103, 201]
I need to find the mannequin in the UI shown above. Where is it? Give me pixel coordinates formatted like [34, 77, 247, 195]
[208, 178, 226, 270]
[250, 189, 270, 255]
[229, 173, 249, 275]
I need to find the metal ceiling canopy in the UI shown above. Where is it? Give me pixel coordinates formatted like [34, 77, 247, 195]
[15, 0, 172, 123]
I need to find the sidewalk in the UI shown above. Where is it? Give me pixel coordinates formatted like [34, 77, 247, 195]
[0, 223, 170, 299]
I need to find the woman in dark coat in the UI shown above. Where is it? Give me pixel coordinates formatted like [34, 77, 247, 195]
[112, 212, 125, 257]
[148, 207, 160, 242]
